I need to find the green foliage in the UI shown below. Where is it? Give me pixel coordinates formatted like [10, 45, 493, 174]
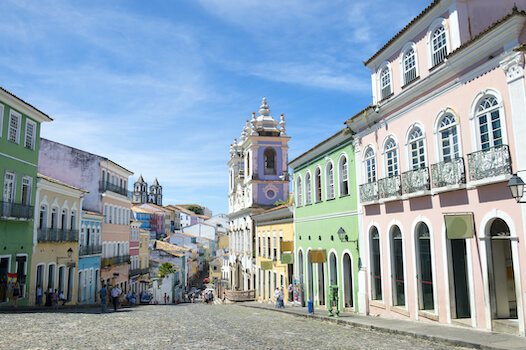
[158, 263, 175, 278]
[187, 205, 203, 214]
[274, 199, 287, 207]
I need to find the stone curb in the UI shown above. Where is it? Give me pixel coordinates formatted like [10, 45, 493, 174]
[239, 304, 509, 350]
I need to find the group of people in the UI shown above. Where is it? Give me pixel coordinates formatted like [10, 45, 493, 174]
[274, 287, 285, 308]
[35, 284, 67, 309]
[98, 284, 123, 312]
[202, 290, 214, 304]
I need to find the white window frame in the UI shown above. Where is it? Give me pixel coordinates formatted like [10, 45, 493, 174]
[399, 42, 418, 86]
[469, 89, 508, 152]
[338, 154, 349, 197]
[426, 18, 450, 69]
[0, 104, 4, 137]
[434, 108, 462, 162]
[314, 166, 323, 203]
[378, 63, 392, 101]
[363, 146, 377, 183]
[8, 110, 22, 144]
[24, 119, 36, 150]
[305, 171, 312, 205]
[382, 136, 399, 177]
[3, 171, 16, 203]
[20, 176, 32, 206]
[405, 123, 427, 171]
[326, 161, 335, 200]
[296, 175, 303, 207]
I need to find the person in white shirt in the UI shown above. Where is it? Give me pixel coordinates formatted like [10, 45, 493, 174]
[111, 286, 121, 311]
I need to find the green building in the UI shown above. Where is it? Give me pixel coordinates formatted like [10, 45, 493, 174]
[290, 128, 364, 313]
[0, 87, 52, 306]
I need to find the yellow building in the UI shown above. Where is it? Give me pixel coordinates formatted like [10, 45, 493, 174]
[138, 229, 150, 293]
[253, 203, 294, 304]
[29, 174, 87, 306]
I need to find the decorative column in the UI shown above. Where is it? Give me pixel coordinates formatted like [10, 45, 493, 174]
[501, 50, 526, 336]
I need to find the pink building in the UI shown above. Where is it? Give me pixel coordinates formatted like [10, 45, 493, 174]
[346, 0, 526, 335]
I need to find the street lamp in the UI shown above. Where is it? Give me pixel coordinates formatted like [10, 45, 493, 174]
[56, 247, 73, 264]
[337, 227, 361, 268]
[507, 173, 526, 203]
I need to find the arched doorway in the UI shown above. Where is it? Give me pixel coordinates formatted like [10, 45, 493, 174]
[416, 222, 434, 311]
[307, 252, 314, 302]
[343, 253, 353, 308]
[329, 252, 337, 286]
[317, 262, 325, 306]
[298, 250, 304, 305]
[488, 218, 517, 320]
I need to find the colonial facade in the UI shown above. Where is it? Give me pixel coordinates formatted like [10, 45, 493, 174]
[78, 210, 103, 305]
[132, 175, 162, 206]
[346, 0, 526, 335]
[0, 87, 52, 306]
[38, 139, 133, 293]
[253, 202, 294, 304]
[290, 129, 363, 313]
[228, 98, 290, 291]
[30, 174, 87, 306]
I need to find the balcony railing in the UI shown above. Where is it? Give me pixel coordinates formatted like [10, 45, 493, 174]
[99, 181, 131, 198]
[38, 229, 78, 243]
[401, 167, 430, 194]
[79, 244, 102, 256]
[102, 254, 130, 268]
[430, 157, 466, 189]
[0, 202, 34, 220]
[140, 267, 149, 275]
[467, 145, 511, 182]
[360, 181, 379, 203]
[130, 268, 141, 276]
[378, 175, 402, 199]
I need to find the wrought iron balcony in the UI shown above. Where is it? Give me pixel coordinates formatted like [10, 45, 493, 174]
[360, 181, 379, 203]
[378, 175, 402, 199]
[129, 268, 141, 276]
[467, 145, 511, 182]
[141, 267, 150, 275]
[0, 202, 34, 220]
[79, 244, 102, 256]
[37, 228, 78, 243]
[99, 181, 131, 198]
[430, 157, 466, 188]
[401, 167, 430, 194]
[102, 254, 130, 268]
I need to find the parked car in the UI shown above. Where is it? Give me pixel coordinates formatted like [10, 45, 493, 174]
[140, 293, 152, 304]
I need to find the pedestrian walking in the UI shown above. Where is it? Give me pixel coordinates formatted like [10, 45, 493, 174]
[164, 293, 167, 304]
[12, 281, 20, 308]
[36, 284, 43, 306]
[52, 289, 59, 310]
[111, 286, 121, 311]
[99, 284, 108, 312]
[279, 287, 284, 308]
[274, 287, 280, 308]
[288, 283, 293, 302]
[59, 291, 67, 305]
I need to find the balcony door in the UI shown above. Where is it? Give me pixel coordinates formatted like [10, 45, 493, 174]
[3, 172, 15, 216]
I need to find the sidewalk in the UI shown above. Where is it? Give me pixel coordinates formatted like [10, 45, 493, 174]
[239, 301, 526, 350]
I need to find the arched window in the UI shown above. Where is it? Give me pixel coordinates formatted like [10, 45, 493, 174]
[264, 148, 276, 175]
[403, 46, 417, 85]
[438, 114, 459, 161]
[476, 96, 502, 150]
[339, 156, 349, 196]
[391, 225, 405, 306]
[380, 66, 392, 100]
[416, 222, 434, 310]
[408, 127, 426, 169]
[314, 167, 322, 203]
[431, 24, 447, 66]
[364, 148, 376, 183]
[305, 172, 312, 205]
[296, 176, 303, 207]
[326, 162, 335, 200]
[370, 227, 382, 301]
[384, 138, 398, 177]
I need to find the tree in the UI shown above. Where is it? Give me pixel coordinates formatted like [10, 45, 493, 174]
[187, 205, 203, 214]
[158, 263, 175, 278]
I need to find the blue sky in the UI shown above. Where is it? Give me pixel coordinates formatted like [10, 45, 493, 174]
[1, 0, 431, 215]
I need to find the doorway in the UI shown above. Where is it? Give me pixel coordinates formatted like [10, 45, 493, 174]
[343, 253, 353, 308]
[317, 263, 325, 306]
[450, 239, 471, 318]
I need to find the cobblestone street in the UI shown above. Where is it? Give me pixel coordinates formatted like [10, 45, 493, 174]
[0, 304, 470, 350]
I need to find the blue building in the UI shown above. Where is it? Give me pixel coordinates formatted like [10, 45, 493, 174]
[78, 210, 103, 304]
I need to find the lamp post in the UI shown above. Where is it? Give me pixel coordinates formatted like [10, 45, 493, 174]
[337, 227, 359, 252]
[56, 247, 73, 264]
[507, 173, 526, 203]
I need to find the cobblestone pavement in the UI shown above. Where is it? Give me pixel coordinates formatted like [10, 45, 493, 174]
[0, 304, 471, 350]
